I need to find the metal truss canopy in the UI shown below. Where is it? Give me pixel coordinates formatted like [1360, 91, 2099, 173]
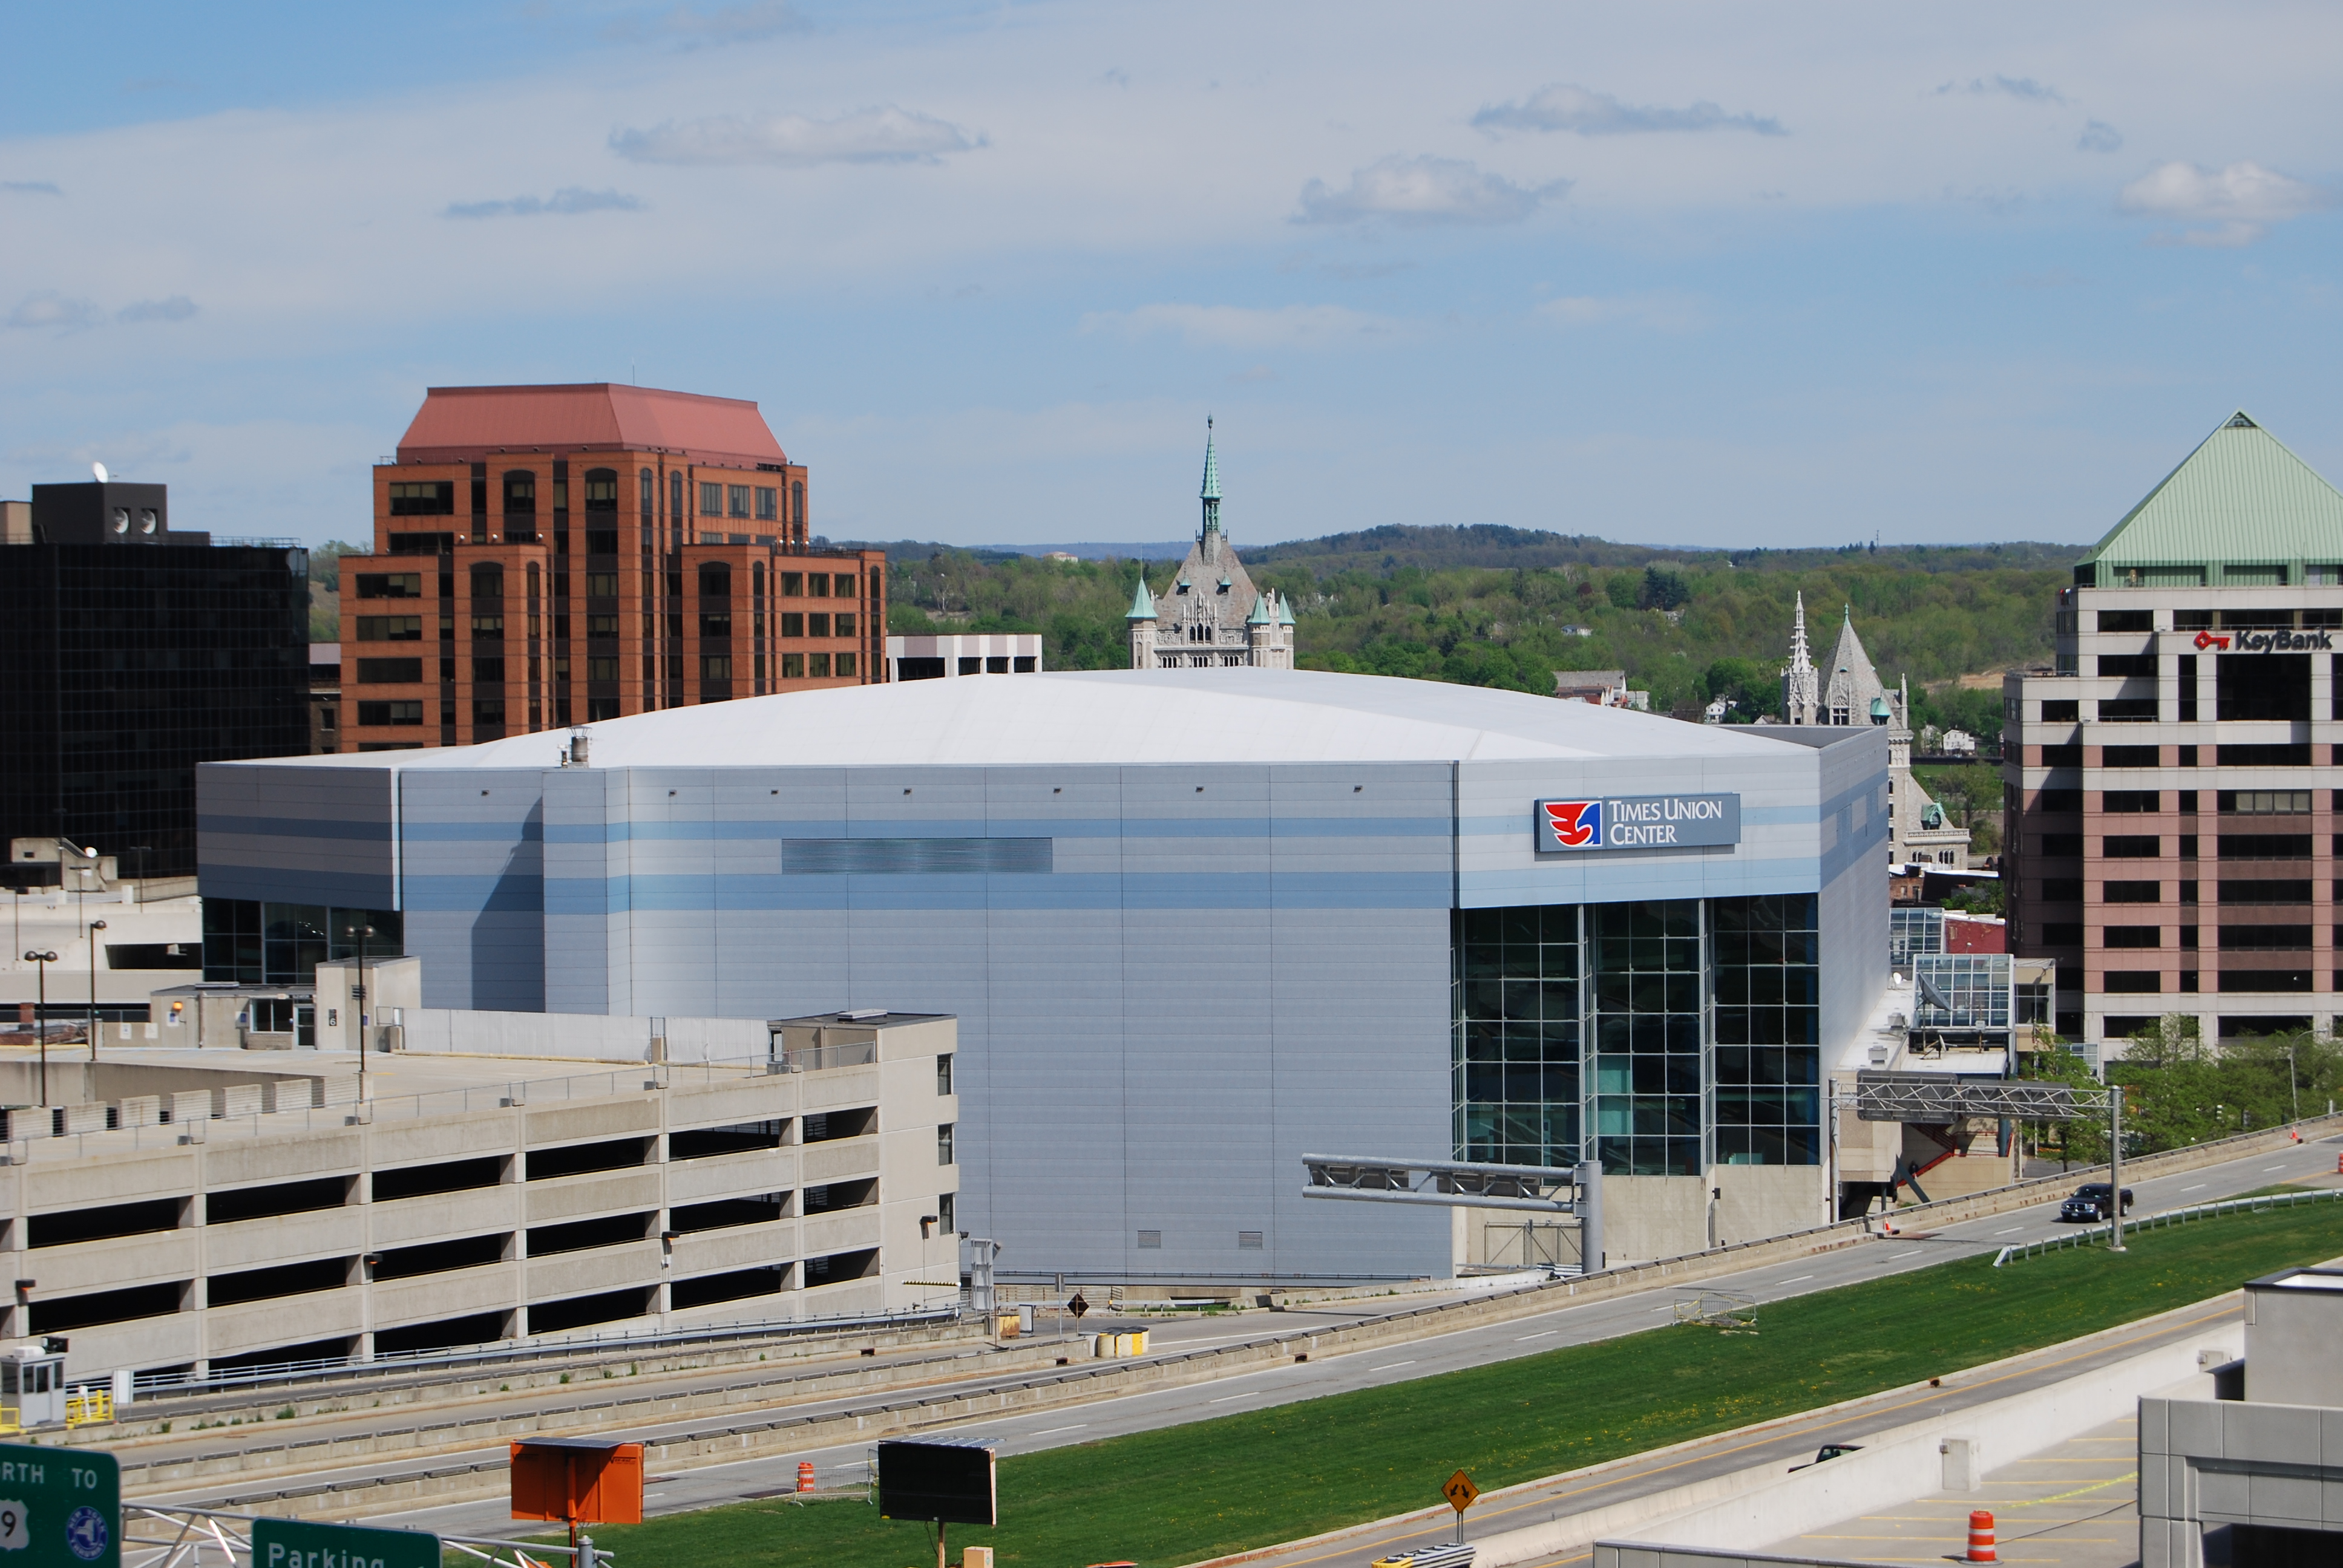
[1300, 1152, 1584, 1213]
[1853, 1070, 2108, 1123]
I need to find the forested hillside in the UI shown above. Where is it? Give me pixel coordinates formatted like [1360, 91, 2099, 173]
[882, 529, 2079, 740]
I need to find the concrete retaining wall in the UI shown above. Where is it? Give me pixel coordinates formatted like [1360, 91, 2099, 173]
[393, 1008, 768, 1063]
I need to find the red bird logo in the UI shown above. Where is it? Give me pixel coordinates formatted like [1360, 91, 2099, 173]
[1542, 800, 1601, 848]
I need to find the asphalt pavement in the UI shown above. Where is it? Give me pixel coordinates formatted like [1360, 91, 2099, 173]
[359, 1132, 2343, 1544]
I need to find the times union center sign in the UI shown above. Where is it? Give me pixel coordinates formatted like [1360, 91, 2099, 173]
[1535, 792, 1742, 852]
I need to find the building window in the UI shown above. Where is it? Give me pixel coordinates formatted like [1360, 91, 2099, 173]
[356, 701, 423, 727]
[937, 1124, 955, 1166]
[792, 481, 804, 526]
[354, 615, 423, 642]
[834, 573, 857, 597]
[1712, 895, 1821, 1167]
[473, 698, 506, 727]
[502, 471, 536, 514]
[781, 612, 804, 638]
[1136, 1230, 1161, 1249]
[755, 486, 777, 520]
[836, 612, 856, 638]
[701, 655, 732, 681]
[808, 613, 830, 638]
[473, 656, 505, 683]
[1454, 904, 1581, 1172]
[640, 469, 655, 515]
[936, 1055, 952, 1094]
[387, 481, 455, 516]
[810, 653, 831, 678]
[203, 900, 403, 986]
[471, 615, 505, 642]
[355, 572, 422, 599]
[320, 706, 336, 731]
[587, 657, 620, 682]
[669, 471, 684, 521]
[728, 485, 750, 518]
[1238, 1231, 1264, 1250]
[781, 653, 805, 679]
[808, 574, 829, 599]
[700, 482, 723, 515]
[355, 658, 422, 684]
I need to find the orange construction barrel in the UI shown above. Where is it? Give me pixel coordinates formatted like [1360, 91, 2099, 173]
[798, 1460, 816, 1493]
[1966, 1509, 1996, 1562]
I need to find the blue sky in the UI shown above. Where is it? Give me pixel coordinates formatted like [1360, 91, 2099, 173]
[1, 0, 2338, 551]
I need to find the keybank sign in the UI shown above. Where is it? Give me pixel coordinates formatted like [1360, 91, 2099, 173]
[1535, 793, 1742, 852]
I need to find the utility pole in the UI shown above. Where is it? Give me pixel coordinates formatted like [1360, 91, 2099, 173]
[2107, 1085, 2126, 1253]
[86, 920, 106, 1060]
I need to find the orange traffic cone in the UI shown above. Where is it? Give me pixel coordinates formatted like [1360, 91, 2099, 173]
[1966, 1509, 1996, 1562]
[797, 1460, 816, 1493]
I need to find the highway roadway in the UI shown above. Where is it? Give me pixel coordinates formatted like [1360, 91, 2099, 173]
[352, 1132, 2343, 1544]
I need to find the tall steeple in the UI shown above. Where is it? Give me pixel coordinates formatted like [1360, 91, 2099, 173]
[1781, 591, 1820, 725]
[1199, 416, 1222, 561]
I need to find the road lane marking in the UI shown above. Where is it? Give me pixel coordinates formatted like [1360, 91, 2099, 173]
[1031, 1424, 1088, 1436]
[2182, 1184, 2207, 1192]
[1371, 1361, 1417, 1371]
[1777, 1275, 1814, 1284]
[1993, 1227, 2024, 1235]
[1515, 1331, 1557, 1341]
[1889, 1249, 1925, 1259]
[2264, 1165, 2287, 1172]
[1207, 1393, 1259, 1403]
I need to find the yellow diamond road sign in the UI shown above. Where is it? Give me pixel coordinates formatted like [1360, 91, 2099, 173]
[1443, 1471, 1479, 1512]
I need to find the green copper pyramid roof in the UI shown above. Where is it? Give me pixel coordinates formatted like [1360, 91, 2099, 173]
[1126, 575, 1156, 619]
[1245, 593, 1273, 626]
[2083, 412, 2343, 581]
[1200, 423, 1221, 503]
[1277, 593, 1295, 626]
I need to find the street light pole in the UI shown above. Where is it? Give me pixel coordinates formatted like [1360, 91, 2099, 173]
[352, 924, 376, 1103]
[23, 951, 57, 1105]
[86, 920, 105, 1062]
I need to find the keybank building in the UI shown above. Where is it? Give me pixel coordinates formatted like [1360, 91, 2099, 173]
[198, 670, 1888, 1279]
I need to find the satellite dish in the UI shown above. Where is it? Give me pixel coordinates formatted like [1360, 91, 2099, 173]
[92, 462, 110, 484]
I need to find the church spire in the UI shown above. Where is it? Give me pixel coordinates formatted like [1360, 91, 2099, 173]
[1199, 416, 1222, 549]
[1781, 590, 1821, 725]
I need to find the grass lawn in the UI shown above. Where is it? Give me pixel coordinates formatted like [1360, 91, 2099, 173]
[542, 1203, 2343, 1568]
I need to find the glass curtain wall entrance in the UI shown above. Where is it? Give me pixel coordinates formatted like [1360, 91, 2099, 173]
[1453, 895, 1820, 1175]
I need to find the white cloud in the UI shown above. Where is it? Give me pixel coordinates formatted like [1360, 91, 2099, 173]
[117, 296, 198, 324]
[1536, 293, 1708, 332]
[1936, 76, 2066, 105]
[2119, 159, 2332, 246]
[1294, 155, 1566, 227]
[444, 188, 645, 218]
[1474, 83, 1784, 137]
[605, 1, 810, 46]
[2077, 120, 2123, 154]
[2, 180, 62, 196]
[7, 293, 100, 332]
[1082, 302, 1406, 350]
[609, 107, 980, 166]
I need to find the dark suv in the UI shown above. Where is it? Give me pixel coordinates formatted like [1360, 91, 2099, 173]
[2059, 1183, 2135, 1222]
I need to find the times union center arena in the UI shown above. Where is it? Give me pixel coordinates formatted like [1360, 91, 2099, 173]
[197, 668, 1889, 1285]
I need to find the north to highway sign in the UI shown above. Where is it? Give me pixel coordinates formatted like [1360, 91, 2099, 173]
[0, 1443, 118, 1568]
[251, 1517, 441, 1568]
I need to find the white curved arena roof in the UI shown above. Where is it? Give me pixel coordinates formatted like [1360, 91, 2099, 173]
[278, 668, 1815, 770]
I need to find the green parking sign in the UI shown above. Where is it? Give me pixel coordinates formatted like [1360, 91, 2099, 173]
[251, 1518, 440, 1568]
[0, 1443, 118, 1568]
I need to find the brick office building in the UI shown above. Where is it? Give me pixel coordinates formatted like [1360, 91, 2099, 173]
[2003, 411, 2343, 1050]
[339, 384, 885, 752]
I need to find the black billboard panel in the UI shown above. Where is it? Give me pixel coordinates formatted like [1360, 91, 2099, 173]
[876, 1439, 997, 1526]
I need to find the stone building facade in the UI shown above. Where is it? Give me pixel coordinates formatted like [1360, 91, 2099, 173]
[1128, 423, 1294, 670]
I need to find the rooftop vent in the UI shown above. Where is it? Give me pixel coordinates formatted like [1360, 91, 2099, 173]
[837, 1008, 888, 1022]
[2227, 413, 2257, 429]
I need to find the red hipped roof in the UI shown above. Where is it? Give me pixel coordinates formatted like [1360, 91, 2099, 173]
[395, 384, 788, 468]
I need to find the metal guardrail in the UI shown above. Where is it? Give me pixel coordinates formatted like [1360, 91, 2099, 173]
[130, 1302, 960, 1399]
[1991, 1187, 2343, 1267]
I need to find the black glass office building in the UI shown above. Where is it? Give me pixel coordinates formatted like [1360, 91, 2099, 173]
[1, 483, 311, 880]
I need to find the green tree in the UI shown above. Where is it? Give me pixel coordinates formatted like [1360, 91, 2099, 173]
[1639, 566, 1691, 612]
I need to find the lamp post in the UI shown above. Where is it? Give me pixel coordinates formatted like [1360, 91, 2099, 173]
[23, 951, 57, 1105]
[350, 922, 378, 1103]
[86, 920, 105, 1062]
[128, 846, 150, 903]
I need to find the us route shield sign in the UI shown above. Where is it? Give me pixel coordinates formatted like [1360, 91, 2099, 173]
[0, 1442, 119, 1568]
[1442, 1470, 1479, 1514]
